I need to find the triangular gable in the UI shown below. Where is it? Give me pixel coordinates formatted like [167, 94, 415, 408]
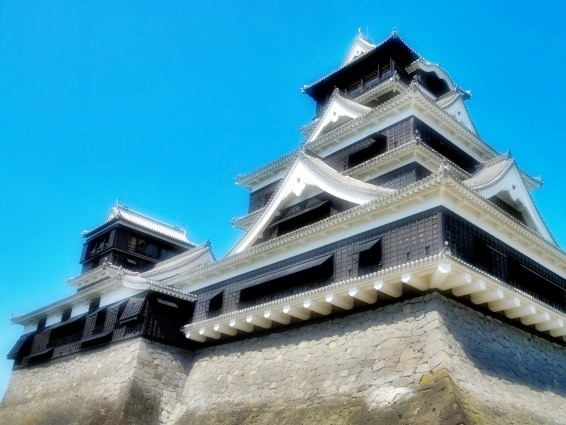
[232, 152, 395, 254]
[342, 31, 376, 66]
[437, 92, 477, 134]
[464, 157, 553, 242]
[307, 89, 371, 142]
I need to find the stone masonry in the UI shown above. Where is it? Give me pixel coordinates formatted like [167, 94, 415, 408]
[0, 338, 192, 425]
[1, 293, 565, 424]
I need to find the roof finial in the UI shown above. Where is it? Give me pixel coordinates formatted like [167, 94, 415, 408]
[391, 27, 398, 37]
[358, 27, 362, 35]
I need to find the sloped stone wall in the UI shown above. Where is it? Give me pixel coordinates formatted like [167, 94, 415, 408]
[0, 338, 192, 425]
[170, 294, 566, 425]
[2, 293, 565, 424]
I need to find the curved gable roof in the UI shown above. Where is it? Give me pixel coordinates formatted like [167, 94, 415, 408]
[231, 151, 394, 254]
[464, 155, 553, 242]
[307, 89, 371, 142]
[342, 32, 376, 66]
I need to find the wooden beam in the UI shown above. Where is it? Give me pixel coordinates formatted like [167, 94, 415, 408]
[471, 288, 504, 305]
[229, 318, 253, 333]
[453, 279, 486, 297]
[264, 310, 291, 325]
[438, 271, 472, 291]
[348, 287, 377, 304]
[325, 293, 354, 310]
[185, 330, 206, 342]
[303, 299, 331, 315]
[199, 327, 221, 340]
[374, 279, 402, 298]
[520, 311, 550, 326]
[430, 262, 452, 289]
[246, 314, 271, 329]
[213, 323, 237, 336]
[283, 304, 311, 320]
[536, 318, 564, 332]
[505, 304, 536, 320]
[401, 272, 428, 291]
[488, 297, 520, 312]
[549, 325, 566, 338]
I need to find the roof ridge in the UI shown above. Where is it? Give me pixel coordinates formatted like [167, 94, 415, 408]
[108, 204, 185, 233]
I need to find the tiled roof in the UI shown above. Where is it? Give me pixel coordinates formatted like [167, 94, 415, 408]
[405, 58, 458, 91]
[306, 89, 372, 143]
[299, 151, 395, 198]
[163, 171, 565, 290]
[141, 244, 214, 278]
[303, 29, 421, 93]
[464, 155, 515, 191]
[464, 154, 542, 192]
[234, 149, 299, 188]
[104, 204, 192, 245]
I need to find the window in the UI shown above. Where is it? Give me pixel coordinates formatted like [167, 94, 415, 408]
[47, 316, 86, 348]
[209, 291, 224, 312]
[240, 255, 334, 306]
[61, 308, 72, 322]
[355, 239, 382, 276]
[508, 258, 564, 309]
[269, 202, 331, 237]
[93, 308, 107, 334]
[347, 135, 387, 168]
[89, 297, 101, 313]
[37, 317, 47, 332]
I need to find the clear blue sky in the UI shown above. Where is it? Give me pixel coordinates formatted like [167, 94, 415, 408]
[1, 1, 565, 399]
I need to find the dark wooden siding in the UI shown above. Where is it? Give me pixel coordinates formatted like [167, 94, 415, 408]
[192, 209, 442, 321]
[442, 208, 566, 311]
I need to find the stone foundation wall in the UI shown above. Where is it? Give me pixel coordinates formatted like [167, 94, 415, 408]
[0, 338, 192, 425]
[170, 294, 566, 424]
[2, 293, 565, 424]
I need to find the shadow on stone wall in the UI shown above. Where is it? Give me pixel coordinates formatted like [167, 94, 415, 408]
[174, 367, 472, 425]
[436, 296, 566, 397]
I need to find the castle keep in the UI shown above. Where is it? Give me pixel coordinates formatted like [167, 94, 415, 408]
[1, 31, 565, 424]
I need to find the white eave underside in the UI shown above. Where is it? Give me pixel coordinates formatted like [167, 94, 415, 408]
[183, 254, 566, 344]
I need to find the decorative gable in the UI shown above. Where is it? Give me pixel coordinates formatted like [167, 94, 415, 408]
[231, 151, 395, 254]
[437, 92, 477, 134]
[464, 156, 553, 242]
[307, 89, 371, 142]
[342, 31, 376, 66]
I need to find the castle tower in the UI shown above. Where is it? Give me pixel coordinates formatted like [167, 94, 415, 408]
[179, 30, 564, 343]
[6, 205, 214, 369]
[2, 31, 565, 425]
[80, 202, 195, 273]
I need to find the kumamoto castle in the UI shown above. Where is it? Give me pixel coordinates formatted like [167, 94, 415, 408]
[2, 31, 566, 424]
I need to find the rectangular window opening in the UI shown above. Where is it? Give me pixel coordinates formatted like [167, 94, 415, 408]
[347, 135, 387, 168]
[89, 297, 101, 313]
[270, 201, 331, 237]
[240, 255, 334, 306]
[61, 308, 72, 322]
[357, 239, 382, 276]
[209, 291, 224, 312]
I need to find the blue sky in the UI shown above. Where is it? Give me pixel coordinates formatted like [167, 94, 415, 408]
[1, 1, 565, 398]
